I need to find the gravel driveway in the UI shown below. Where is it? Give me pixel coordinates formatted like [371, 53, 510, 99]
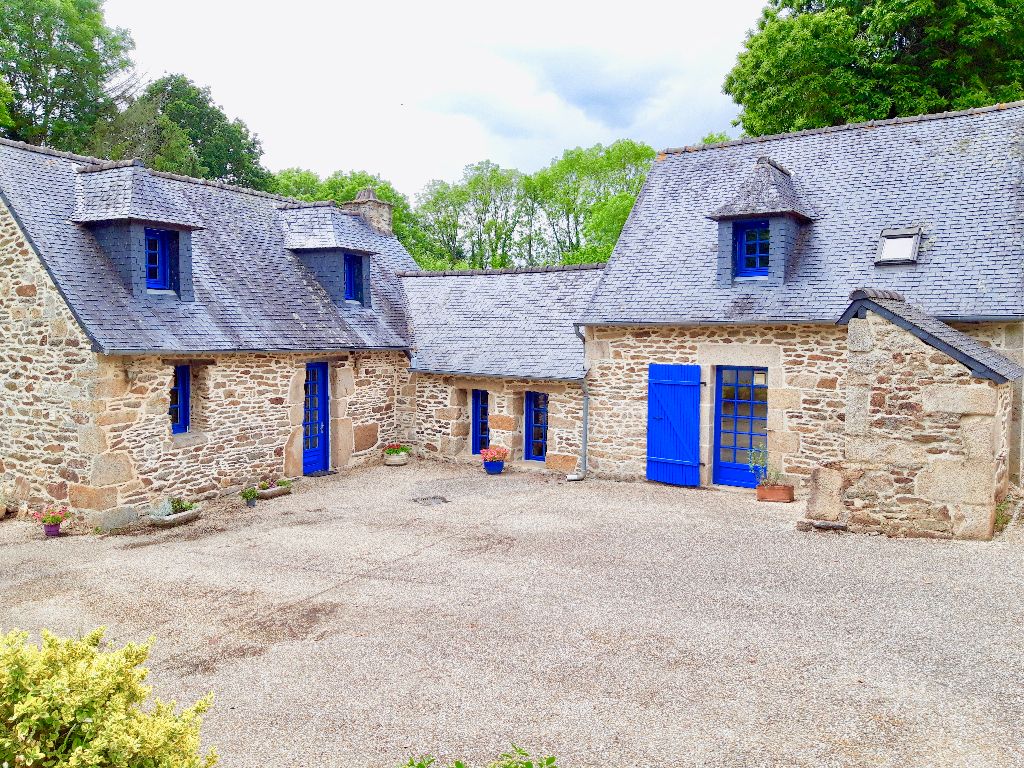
[2, 463, 1022, 767]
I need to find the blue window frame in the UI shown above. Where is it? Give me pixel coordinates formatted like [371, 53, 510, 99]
[471, 389, 490, 454]
[145, 228, 173, 289]
[344, 253, 364, 303]
[734, 220, 770, 277]
[713, 366, 768, 487]
[169, 365, 191, 434]
[524, 391, 549, 461]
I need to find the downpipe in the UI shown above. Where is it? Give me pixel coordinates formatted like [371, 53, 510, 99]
[566, 378, 590, 481]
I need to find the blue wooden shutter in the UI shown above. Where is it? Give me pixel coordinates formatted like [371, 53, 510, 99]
[646, 364, 701, 486]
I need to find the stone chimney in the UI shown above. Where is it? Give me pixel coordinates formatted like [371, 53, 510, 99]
[341, 187, 393, 236]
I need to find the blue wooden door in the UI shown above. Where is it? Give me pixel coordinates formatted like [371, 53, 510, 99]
[471, 389, 490, 454]
[302, 362, 330, 474]
[646, 364, 701, 486]
[713, 366, 768, 487]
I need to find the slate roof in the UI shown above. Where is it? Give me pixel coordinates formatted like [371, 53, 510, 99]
[399, 264, 605, 381]
[710, 156, 815, 221]
[0, 138, 417, 353]
[71, 160, 203, 229]
[584, 102, 1024, 326]
[839, 289, 1024, 383]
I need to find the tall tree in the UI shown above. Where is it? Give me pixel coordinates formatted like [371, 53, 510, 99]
[137, 75, 273, 190]
[724, 0, 1024, 136]
[0, 0, 134, 150]
[90, 96, 205, 176]
[271, 167, 424, 260]
[0, 80, 12, 127]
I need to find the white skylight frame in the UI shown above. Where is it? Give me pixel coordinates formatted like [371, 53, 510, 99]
[876, 226, 922, 265]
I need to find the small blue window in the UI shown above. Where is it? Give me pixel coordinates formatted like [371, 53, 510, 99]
[734, 220, 770, 277]
[169, 365, 191, 434]
[145, 228, 173, 289]
[471, 389, 490, 454]
[344, 253, 364, 303]
[524, 391, 548, 461]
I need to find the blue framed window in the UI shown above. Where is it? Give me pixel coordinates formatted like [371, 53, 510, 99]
[145, 228, 173, 289]
[734, 220, 770, 277]
[524, 391, 548, 461]
[471, 389, 490, 454]
[344, 253, 364, 303]
[169, 365, 191, 434]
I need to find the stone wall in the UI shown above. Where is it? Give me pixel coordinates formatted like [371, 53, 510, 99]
[412, 373, 583, 474]
[71, 350, 408, 519]
[807, 312, 1012, 539]
[584, 323, 848, 487]
[0, 198, 100, 510]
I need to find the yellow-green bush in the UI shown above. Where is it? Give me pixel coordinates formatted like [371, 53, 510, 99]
[0, 628, 216, 767]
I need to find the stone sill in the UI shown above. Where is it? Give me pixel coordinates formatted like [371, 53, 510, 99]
[170, 431, 209, 449]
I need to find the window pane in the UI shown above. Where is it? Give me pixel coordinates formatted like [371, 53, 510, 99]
[754, 387, 768, 402]
[737, 369, 752, 384]
[737, 419, 751, 433]
[736, 433, 750, 449]
[736, 403, 751, 417]
[722, 401, 735, 415]
[754, 371, 767, 385]
[752, 435, 767, 450]
[735, 449, 749, 465]
[737, 387, 751, 401]
[754, 404, 768, 418]
[721, 432, 734, 447]
[719, 448, 732, 463]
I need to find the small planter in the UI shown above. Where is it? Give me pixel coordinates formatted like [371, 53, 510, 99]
[483, 460, 505, 475]
[757, 484, 795, 503]
[244, 498, 257, 508]
[384, 453, 409, 466]
[43, 522, 62, 538]
[256, 486, 291, 500]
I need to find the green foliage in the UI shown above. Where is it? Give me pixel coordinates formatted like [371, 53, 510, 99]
[701, 131, 731, 144]
[401, 744, 557, 768]
[724, 0, 1024, 136]
[0, 0, 134, 150]
[271, 167, 423, 260]
[91, 97, 205, 176]
[276, 479, 292, 488]
[240, 487, 259, 502]
[168, 498, 196, 514]
[0, 628, 216, 767]
[414, 139, 655, 269]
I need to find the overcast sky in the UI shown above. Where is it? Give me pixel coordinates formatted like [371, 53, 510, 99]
[103, 0, 765, 198]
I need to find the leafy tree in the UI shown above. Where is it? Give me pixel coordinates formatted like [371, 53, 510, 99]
[138, 75, 273, 190]
[0, 80, 12, 127]
[91, 96, 205, 176]
[416, 179, 470, 267]
[0, 628, 217, 767]
[461, 161, 527, 269]
[272, 167, 424, 261]
[701, 130, 732, 144]
[724, 0, 1024, 136]
[0, 0, 134, 150]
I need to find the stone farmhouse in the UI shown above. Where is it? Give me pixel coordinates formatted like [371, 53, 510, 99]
[1, 103, 1022, 539]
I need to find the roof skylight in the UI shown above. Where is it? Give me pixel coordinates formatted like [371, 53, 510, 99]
[876, 227, 921, 265]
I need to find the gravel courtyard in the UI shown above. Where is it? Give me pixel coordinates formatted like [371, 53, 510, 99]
[2, 463, 1022, 768]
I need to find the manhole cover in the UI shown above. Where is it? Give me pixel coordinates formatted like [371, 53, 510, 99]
[412, 495, 449, 506]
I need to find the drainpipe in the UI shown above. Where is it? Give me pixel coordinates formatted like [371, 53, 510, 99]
[566, 378, 590, 481]
[567, 323, 590, 481]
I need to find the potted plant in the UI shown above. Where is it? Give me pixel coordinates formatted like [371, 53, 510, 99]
[748, 447, 795, 502]
[480, 446, 510, 475]
[383, 443, 412, 466]
[33, 504, 71, 537]
[256, 478, 293, 500]
[150, 497, 201, 528]
[240, 487, 259, 508]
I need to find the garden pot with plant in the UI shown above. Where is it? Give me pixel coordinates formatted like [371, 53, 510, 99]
[383, 443, 412, 466]
[480, 446, 509, 475]
[256, 479, 293, 500]
[748, 447, 795, 503]
[240, 487, 259, 507]
[150, 497, 201, 528]
[33, 504, 71, 537]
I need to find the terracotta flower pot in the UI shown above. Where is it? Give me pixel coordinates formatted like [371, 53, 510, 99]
[757, 484, 795, 503]
[384, 453, 409, 466]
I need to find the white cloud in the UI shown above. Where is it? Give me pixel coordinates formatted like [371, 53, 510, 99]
[102, 0, 764, 197]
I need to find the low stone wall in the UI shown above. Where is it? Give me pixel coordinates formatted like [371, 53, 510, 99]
[807, 312, 1011, 539]
[412, 373, 583, 474]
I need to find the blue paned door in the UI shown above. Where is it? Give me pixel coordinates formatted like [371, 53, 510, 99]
[303, 362, 330, 474]
[646, 364, 701, 486]
[713, 366, 768, 487]
[471, 389, 489, 454]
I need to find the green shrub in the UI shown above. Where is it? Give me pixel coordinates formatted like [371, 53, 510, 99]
[402, 745, 557, 768]
[276, 479, 292, 488]
[170, 498, 196, 514]
[0, 628, 217, 767]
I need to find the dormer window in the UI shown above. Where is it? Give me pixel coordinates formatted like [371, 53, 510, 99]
[344, 253, 364, 304]
[734, 220, 770, 277]
[145, 228, 176, 290]
[876, 227, 921, 265]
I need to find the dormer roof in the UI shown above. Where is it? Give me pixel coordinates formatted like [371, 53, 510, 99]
[279, 202, 379, 252]
[710, 156, 815, 222]
[71, 160, 203, 229]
